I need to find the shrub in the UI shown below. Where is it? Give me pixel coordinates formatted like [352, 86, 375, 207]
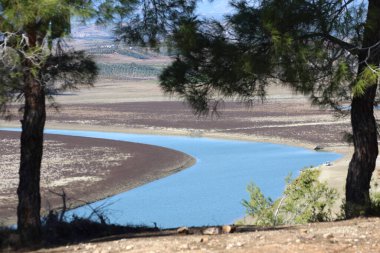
[242, 183, 276, 226]
[243, 168, 338, 226]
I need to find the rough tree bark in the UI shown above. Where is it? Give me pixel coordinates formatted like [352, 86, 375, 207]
[346, 0, 380, 217]
[17, 31, 46, 244]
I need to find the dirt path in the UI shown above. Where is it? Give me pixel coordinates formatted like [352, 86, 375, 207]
[27, 217, 380, 253]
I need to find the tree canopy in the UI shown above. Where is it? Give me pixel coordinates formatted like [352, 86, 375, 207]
[0, 0, 102, 244]
[0, 0, 99, 113]
[159, 0, 378, 113]
[155, 0, 380, 216]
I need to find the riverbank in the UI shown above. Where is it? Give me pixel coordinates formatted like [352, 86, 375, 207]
[0, 130, 195, 226]
[1, 124, 346, 227]
[1, 120, 357, 205]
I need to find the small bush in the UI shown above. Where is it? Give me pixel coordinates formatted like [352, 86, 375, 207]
[0, 226, 19, 251]
[243, 168, 339, 226]
[369, 192, 380, 215]
[41, 212, 158, 246]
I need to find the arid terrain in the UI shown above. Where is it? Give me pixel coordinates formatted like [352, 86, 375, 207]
[1, 48, 380, 252]
[29, 217, 380, 253]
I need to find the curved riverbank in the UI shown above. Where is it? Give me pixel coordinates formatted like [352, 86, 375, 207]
[0, 97, 360, 202]
[0, 130, 195, 225]
[37, 122, 361, 196]
[33, 129, 340, 228]
[0, 121, 354, 198]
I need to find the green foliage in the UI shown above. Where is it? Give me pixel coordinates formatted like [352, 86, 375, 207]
[0, 0, 104, 114]
[153, 0, 372, 114]
[114, 0, 197, 48]
[342, 188, 380, 218]
[242, 183, 275, 226]
[243, 168, 338, 226]
[0, 0, 95, 38]
[352, 65, 380, 97]
[369, 192, 380, 215]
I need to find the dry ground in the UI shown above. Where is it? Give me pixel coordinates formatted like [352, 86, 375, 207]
[28, 217, 380, 253]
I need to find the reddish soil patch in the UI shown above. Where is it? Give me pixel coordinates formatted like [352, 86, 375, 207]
[44, 101, 352, 145]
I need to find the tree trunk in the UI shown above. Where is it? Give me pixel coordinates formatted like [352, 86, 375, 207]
[345, 0, 380, 217]
[17, 68, 46, 244]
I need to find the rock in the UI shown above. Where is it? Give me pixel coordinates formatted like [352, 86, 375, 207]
[200, 237, 209, 243]
[222, 225, 235, 234]
[189, 245, 199, 250]
[225, 242, 244, 249]
[295, 239, 301, 243]
[303, 234, 316, 240]
[314, 145, 324, 151]
[299, 229, 308, 234]
[236, 242, 244, 247]
[323, 233, 334, 239]
[179, 243, 189, 250]
[85, 244, 94, 250]
[177, 226, 190, 234]
[202, 227, 220, 235]
[226, 243, 235, 250]
[125, 245, 134, 250]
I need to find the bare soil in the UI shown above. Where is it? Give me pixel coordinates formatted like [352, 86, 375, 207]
[29, 217, 380, 253]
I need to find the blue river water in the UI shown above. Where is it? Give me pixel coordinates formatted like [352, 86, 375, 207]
[2, 129, 341, 228]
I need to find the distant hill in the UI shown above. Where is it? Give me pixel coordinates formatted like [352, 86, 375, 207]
[71, 23, 114, 40]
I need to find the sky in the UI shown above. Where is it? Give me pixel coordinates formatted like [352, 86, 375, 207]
[71, 0, 234, 38]
[196, 0, 233, 19]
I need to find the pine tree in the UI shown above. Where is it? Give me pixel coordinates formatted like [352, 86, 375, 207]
[0, 0, 99, 244]
[157, 0, 380, 217]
